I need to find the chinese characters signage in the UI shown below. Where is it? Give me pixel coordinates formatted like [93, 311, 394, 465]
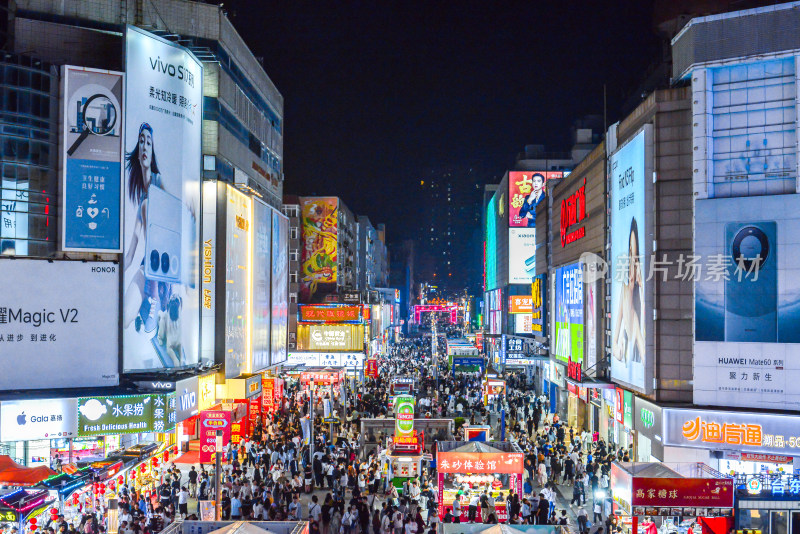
[615, 388, 633, 429]
[663, 408, 800, 455]
[199, 410, 231, 463]
[531, 274, 546, 335]
[0, 398, 78, 441]
[286, 352, 365, 369]
[197, 373, 216, 412]
[296, 324, 364, 351]
[437, 452, 524, 474]
[509, 296, 533, 314]
[509, 171, 561, 227]
[553, 262, 583, 366]
[632, 478, 733, 508]
[300, 305, 362, 323]
[77, 394, 175, 436]
[560, 178, 587, 247]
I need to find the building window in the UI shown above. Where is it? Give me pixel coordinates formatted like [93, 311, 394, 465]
[289, 249, 298, 262]
[289, 293, 297, 303]
[290, 226, 298, 239]
[289, 271, 298, 283]
[282, 205, 298, 218]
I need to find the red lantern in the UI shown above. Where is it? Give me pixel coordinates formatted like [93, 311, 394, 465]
[72, 494, 79, 504]
[50, 508, 58, 515]
[117, 475, 124, 485]
[99, 484, 106, 493]
[163, 451, 169, 462]
[29, 518, 37, 526]
[109, 481, 116, 490]
[130, 471, 136, 480]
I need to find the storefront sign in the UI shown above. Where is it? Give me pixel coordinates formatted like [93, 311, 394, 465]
[175, 376, 199, 422]
[262, 378, 276, 413]
[663, 408, 800, 455]
[632, 478, 733, 508]
[729, 452, 792, 464]
[531, 274, 546, 335]
[199, 410, 231, 463]
[437, 452, 524, 474]
[287, 352, 365, 369]
[509, 296, 533, 314]
[300, 371, 344, 385]
[633, 397, 664, 455]
[560, 178, 587, 247]
[77, 394, 173, 436]
[615, 388, 633, 428]
[339, 291, 361, 304]
[197, 374, 216, 412]
[245, 375, 262, 399]
[299, 304, 362, 323]
[0, 398, 78, 441]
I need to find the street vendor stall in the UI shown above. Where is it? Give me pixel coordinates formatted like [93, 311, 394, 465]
[482, 377, 506, 406]
[610, 462, 735, 534]
[438, 441, 524, 523]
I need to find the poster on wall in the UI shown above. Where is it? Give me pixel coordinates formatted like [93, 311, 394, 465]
[509, 171, 561, 227]
[271, 209, 289, 365]
[61, 66, 124, 252]
[0, 260, 119, 390]
[509, 228, 537, 283]
[251, 198, 271, 373]
[694, 194, 800, 411]
[225, 186, 251, 378]
[610, 130, 647, 390]
[122, 26, 202, 371]
[300, 197, 338, 303]
[553, 263, 583, 371]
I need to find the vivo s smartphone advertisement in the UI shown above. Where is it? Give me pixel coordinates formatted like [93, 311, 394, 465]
[251, 198, 271, 373]
[0, 260, 119, 390]
[224, 186, 251, 378]
[271, 209, 289, 366]
[61, 66, 124, 252]
[610, 130, 647, 390]
[695, 194, 800, 411]
[553, 262, 583, 366]
[122, 26, 202, 371]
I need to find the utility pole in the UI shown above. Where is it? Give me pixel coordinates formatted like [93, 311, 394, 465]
[309, 380, 315, 461]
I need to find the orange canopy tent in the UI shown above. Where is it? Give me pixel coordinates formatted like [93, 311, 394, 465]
[0, 455, 56, 487]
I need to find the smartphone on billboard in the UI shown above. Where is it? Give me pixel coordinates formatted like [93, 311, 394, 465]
[145, 185, 182, 283]
[724, 221, 777, 342]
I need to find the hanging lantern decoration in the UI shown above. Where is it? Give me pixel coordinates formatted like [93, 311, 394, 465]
[50, 508, 58, 516]
[109, 481, 116, 491]
[151, 457, 158, 466]
[29, 518, 37, 527]
[72, 494, 80, 504]
[99, 484, 106, 493]
[117, 475, 124, 485]
[163, 451, 169, 462]
[130, 471, 136, 480]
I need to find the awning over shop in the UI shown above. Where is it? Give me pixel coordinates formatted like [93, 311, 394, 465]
[0, 456, 56, 487]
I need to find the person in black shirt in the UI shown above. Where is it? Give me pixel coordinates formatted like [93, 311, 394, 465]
[221, 491, 231, 520]
[188, 467, 198, 498]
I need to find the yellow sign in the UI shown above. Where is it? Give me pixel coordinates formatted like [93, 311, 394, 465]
[198, 374, 216, 411]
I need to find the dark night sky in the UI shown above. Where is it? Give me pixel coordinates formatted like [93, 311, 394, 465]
[228, 1, 660, 245]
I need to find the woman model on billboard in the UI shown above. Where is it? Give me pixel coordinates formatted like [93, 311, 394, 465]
[122, 122, 182, 366]
[517, 172, 546, 227]
[612, 217, 645, 365]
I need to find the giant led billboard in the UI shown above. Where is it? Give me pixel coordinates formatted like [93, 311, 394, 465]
[0, 260, 119, 390]
[695, 194, 800, 411]
[61, 66, 124, 252]
[271, 209, 289, 365]
[508, 228, 536, 283]
[225, 186, 251, 378]
[553, 263, 583, 369]
[300, 197, 338, 302]
[610, 130, 646, 390]
[509, 172, 561, 228]
[297, 324, 364, 352]
[122, 26, 202, 371]
[251, 198, 271, 373]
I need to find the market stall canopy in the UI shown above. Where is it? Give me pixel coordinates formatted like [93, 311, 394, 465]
[614, 462, 683, 478]
[204, 521, 281, 534]
[451, 442, 504, 454]
[0, 456, 56, 487]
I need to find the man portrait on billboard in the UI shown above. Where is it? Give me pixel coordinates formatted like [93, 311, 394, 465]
[612, 217, 644, 366]
[517, 172, 546, 227]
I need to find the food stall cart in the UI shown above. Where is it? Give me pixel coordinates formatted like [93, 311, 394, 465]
[611, 462, 735, 534]
[438, 441, 524, 523]
[482, 377, 506, 406]
[383, 430, 426, 492]
[463, 425, 492, 442]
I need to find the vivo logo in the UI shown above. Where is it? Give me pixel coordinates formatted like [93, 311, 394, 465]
[149, 56, 195, 88]
[180, 389, 197, 411]
[150, 382, 174, 390]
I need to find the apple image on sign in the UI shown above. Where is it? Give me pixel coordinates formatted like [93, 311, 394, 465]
[79, 399, 107, 421]
[17, 412, 26, 425]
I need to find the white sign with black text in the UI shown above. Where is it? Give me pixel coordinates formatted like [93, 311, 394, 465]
[0, 398, 78, 441]
[287, 352, 365, 369]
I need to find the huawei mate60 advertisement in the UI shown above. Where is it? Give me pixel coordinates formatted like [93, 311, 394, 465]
[122, 26, 202, 371]
[695, 194, 800, 411]
[610, 130, 647, 390]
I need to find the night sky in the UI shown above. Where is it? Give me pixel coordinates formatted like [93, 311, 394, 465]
[228, 0, 660, 245]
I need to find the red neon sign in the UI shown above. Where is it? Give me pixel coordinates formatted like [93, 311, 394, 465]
[560, 178, 587, 247]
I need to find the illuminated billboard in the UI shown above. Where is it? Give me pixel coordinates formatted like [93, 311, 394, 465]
[224, 186, 251, 378]
[694, 194, 800, 411]
[531, 274, 546, 335]
[610, 130, 647, 390]
[509, 171, 561, 227]
[509, 228, 536, 283]
[413, 304, 457, 324]
[271, 209, 289, 365]
[61, 66, 124, 252]
[300, 197, 338, 302]
[251, 197, 271, 373]
[553, 263, 583, 373]
[122, 26, 202, 371]
[297, 324, 364, 352]
[300, 304, 362, 322]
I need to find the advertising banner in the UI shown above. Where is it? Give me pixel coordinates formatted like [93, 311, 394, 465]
[262, 378, 275, 413]
[631, 478, 733, 508]
[694, 194, 800, 411]
[514, 314, 533, 334]
[286, 352, 365, 369]
[0, 260, 118, 390]
[300, 197, 338, 302]
[300, 305, 362, 322]
[553, 263, 583, 370]
[508, 228, 537, 283]
[437, 452, 524, 474]
[615, 388, 633, 428]
[197, 373, 216, 412]
[509, 171, 559, 227]
[366, 358, 378, 378]
[200, 182, 217, 366]
[300, 370, 344, 385]
[509, 296, 533, 314]
[122, 26, 202, 371]
[224, 186, 251, 378]
[251, 198, 271, 373]
[634, 396, 664, 459]
[297, 324, 364, 351]
[0, 399, 78, 441]
[61, 66, 124, 252]
[663, 408, 800, 456]
[199, 410, 231, 463]
[77, 394, 173, 436]
[271, 209, 289, 365]
[394, 394, 415, 437]
[531, 274, 546, 335]
[584, 269, 599, 375]
[175, 376, 199, 422]
[610, 130, 647, 390]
